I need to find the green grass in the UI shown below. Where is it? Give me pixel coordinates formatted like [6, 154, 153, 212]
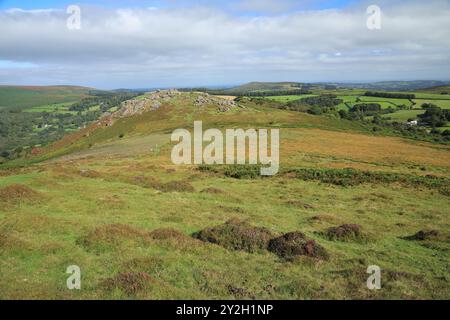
[381, 110, 424, 121]
[265, 95, 317, 102]
[1, 163, 449, 299]
[0, 91, 449, 300]
[0, 86, 92, 110]
[413, 99, 450, 109]
[23, 102, 79, 114]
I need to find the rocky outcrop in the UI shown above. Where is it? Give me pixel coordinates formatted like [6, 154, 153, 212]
[193, 92, 237, 112]
[116, 89, 181, 117]
[94, 89, 238, 129]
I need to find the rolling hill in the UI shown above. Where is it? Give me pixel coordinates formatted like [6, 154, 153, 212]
[0, 90, 449, 299]
[418, 85, 450, 94]
[0, 85, 95, 110]
[219, 81, 450, 94]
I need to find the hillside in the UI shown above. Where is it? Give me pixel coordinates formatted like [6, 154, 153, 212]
[0, 85, 95, 110]
[221, 81, 450, 94]
[418, 85, 450, 94]
[227, 82, 305, 92]
[1, 90, 449, 299]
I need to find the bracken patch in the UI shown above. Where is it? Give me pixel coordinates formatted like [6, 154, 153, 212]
[78, 169, 101, 178]
[0, 184, 42, 205]
[192, 219, 275, 253]
[268, 232, 329, 260]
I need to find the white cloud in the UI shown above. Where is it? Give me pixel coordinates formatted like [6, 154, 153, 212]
[0, 1, 449, 88]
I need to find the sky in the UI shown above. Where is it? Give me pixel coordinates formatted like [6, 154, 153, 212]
[0, 0, 449, 89]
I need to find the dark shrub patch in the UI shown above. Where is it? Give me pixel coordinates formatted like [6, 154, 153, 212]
[192, 219, 275, 253]
[223, 165, 262, 179]
[286, 168, 450, 193]
[198, 165, 262, 179]
[268, 232, 328, 260]
[404, 230, 441, 241]
[324, 224, 365, 242]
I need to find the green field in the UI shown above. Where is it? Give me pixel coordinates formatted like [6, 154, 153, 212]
[265, 94, 317, 102]
[23, 102, 79, 114]
[413, 99, 450, 109]
[381, 110, 424, 121]
[0, 86, 92, 110]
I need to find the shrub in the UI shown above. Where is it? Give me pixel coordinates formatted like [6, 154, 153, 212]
[268, 232, 328, 260]
[403, 230, 443, 241]
[192, 219, 275, 253]
[323, 224, 366, 242]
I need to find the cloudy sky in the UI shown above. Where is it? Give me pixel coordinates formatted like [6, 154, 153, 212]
[0, 0, 449, 89]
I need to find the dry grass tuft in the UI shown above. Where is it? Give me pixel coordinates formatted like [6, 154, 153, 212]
[77, 223, 151, 251]
[102, 272, 155, 296]
[150, 228, 190, 241]
[0, 184, 42, 205]
[285, 200, 314, 209]
[201, 187, 225, 194]
[78, 169, 101, 178]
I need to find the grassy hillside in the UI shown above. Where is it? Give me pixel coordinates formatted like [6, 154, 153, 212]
[227, 82, 304, 92]
[0, 86, 94, 110]
[418, 85, 450, 94]
[1, 91, 449, 299]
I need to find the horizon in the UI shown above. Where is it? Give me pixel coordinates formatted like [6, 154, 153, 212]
[1, 0, 450, 88]
[2, 79, 450, 91]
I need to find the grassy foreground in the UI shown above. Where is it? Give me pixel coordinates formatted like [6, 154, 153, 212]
[0, 92, 449, 299]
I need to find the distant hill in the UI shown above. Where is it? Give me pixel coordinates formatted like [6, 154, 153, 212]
[227, 82, 305, 92]
[417, 85, 450, 94]
[224, 81, 450, 93]
[323, 80, 450, 91]
[0, 85, 95, 110]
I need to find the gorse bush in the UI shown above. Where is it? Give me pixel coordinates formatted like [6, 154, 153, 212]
[198, 164, 263, 179]
[286, 167, 450, 194]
